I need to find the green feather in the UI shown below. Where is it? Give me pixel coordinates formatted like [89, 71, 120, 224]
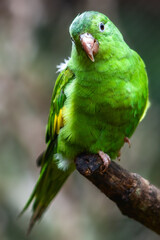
[22, 11, 149, 232]
[46, 67, 74, 142]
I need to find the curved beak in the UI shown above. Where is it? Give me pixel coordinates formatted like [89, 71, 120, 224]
[80, 33, 99, 62]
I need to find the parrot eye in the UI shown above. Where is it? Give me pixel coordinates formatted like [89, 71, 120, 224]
[99, 22, 105, 32]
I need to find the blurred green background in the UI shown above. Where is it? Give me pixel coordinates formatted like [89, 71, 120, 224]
[0, 0, 160, 239]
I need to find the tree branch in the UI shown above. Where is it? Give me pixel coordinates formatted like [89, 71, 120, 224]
[75, 154, 160, 235]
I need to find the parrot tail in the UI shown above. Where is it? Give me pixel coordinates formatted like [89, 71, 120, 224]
[20, 141, 74, 235]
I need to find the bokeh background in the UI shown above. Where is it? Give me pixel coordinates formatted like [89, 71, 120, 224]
[0, 0, 160, 239]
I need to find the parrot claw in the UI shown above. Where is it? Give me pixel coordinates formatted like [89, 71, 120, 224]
[98, 151, 111, 173]
[124, 137, 131, 148]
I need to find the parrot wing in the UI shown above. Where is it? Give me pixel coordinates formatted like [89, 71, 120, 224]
[20, 66, 75, 233]
[46, 66, 74, 143]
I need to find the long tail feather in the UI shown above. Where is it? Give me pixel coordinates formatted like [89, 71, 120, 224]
[20, 141, 74, 234]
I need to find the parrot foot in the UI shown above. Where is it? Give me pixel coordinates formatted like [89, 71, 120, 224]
[98, 151, 111, 172]
[117, 150, 121, 161]
[124, 137, 131, 148]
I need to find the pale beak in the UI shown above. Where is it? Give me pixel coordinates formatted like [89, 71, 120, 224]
[80, 33, 99, 62]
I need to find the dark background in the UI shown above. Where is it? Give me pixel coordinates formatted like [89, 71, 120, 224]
[0, 0, 160, 239]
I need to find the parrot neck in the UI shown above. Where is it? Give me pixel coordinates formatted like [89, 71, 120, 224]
[68, 50, 111, 87]
[69, 32, 133, 74]
[69, 41, 130, 74]
[69, 46, 108, 73]
[68, 43, 135, 88]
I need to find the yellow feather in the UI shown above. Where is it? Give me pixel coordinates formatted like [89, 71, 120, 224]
[59, 108, 64, 128]
[140, 100, 151, 122]
[56, 112, 61, 134]
[53, 108, 65, 135]
[56, 108, 64, 134]
[54, 114, 57, 134]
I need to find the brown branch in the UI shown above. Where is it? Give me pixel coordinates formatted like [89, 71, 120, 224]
[75, 154, 160, 235]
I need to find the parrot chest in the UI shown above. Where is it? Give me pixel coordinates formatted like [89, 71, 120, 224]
[58, 68, 148, 159]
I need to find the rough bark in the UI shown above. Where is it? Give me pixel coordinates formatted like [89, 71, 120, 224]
[75, 154, 160, 235]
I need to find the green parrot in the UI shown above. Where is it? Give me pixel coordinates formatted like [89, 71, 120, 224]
[21, 11, 149, 232]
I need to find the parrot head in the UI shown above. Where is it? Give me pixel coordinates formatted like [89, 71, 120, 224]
[69, 11, 123, 63]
